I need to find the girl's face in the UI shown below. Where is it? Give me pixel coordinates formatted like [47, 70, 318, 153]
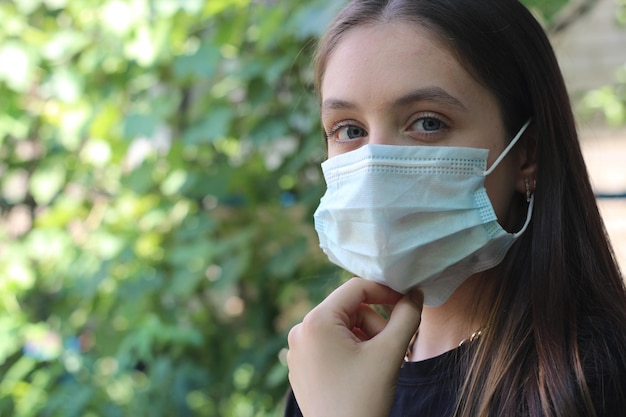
[320, 22, 526, 229]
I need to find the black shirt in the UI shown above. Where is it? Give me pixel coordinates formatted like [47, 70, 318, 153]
[284, 345, 469, 417]
[283, 342, 626, 417]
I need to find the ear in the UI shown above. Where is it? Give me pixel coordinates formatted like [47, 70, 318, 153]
[513, 123, 537, 197]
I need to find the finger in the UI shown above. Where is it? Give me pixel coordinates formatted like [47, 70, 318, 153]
[286, 324, 300, 371]
[352, 326, 370, 341]
[287, 323, 302, 351]
[375, 289, 423, 356]
[320, 278, 403, 326]
[354, 303, 389, 338]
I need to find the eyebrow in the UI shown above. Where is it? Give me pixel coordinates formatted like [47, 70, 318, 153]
[393, 87, 467, 111]
[321, 86, 467, 113]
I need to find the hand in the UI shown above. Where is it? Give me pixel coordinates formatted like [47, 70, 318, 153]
[287, 277, 423, 417]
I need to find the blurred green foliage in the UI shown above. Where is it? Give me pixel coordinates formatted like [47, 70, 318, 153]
[0, 0, 623, 416]
[524, 0, 570, 20]
[578, 0, 626, 126]
[0, 0, 346, 415]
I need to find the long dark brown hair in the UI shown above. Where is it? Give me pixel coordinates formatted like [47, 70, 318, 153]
[314, 1, 626, 416]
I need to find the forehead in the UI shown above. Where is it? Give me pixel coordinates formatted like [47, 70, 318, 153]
[320, 21, 491, 108]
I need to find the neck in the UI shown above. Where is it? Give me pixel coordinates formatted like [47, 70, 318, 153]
[409, 273, 492, 361]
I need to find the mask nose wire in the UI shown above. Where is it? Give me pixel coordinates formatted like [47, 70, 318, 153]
[482, 119, 532, 176]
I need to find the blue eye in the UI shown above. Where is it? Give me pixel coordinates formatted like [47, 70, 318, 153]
[339, 125, 366, 140]
[415, 117, 443, 132]
[327, 123, 367, 141]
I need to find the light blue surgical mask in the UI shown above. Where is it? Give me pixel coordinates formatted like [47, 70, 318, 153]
[314, 121, 533, 306]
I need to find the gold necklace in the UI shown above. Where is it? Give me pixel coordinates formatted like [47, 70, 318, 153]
[404, 326, 487, 362]
[457, 326, 487, 347]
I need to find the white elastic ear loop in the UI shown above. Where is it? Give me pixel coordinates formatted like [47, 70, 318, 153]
[513, 194, 534, 237]
[483, 119, 532, 176]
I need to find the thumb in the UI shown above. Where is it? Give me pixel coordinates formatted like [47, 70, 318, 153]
[377, 289, 423, 354]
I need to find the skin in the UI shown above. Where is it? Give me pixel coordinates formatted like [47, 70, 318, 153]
[287, 22, 536, 416]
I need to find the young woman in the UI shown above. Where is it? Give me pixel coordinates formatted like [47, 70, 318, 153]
[285, 0, 626, 416]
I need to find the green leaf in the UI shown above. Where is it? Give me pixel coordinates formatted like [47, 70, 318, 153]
[249, 117, 289, 144]
[124, 113, 161, 139]
[0, 42, 36, 92]
[182, 106, 233, 145]
[48, 68, 83, 103]
[266, 236, 309, 279]
[288, 1, 347, 39]
[42, 29, 89, 63]
[173, 43, 221, 82]
[29, 161, 67, 205]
